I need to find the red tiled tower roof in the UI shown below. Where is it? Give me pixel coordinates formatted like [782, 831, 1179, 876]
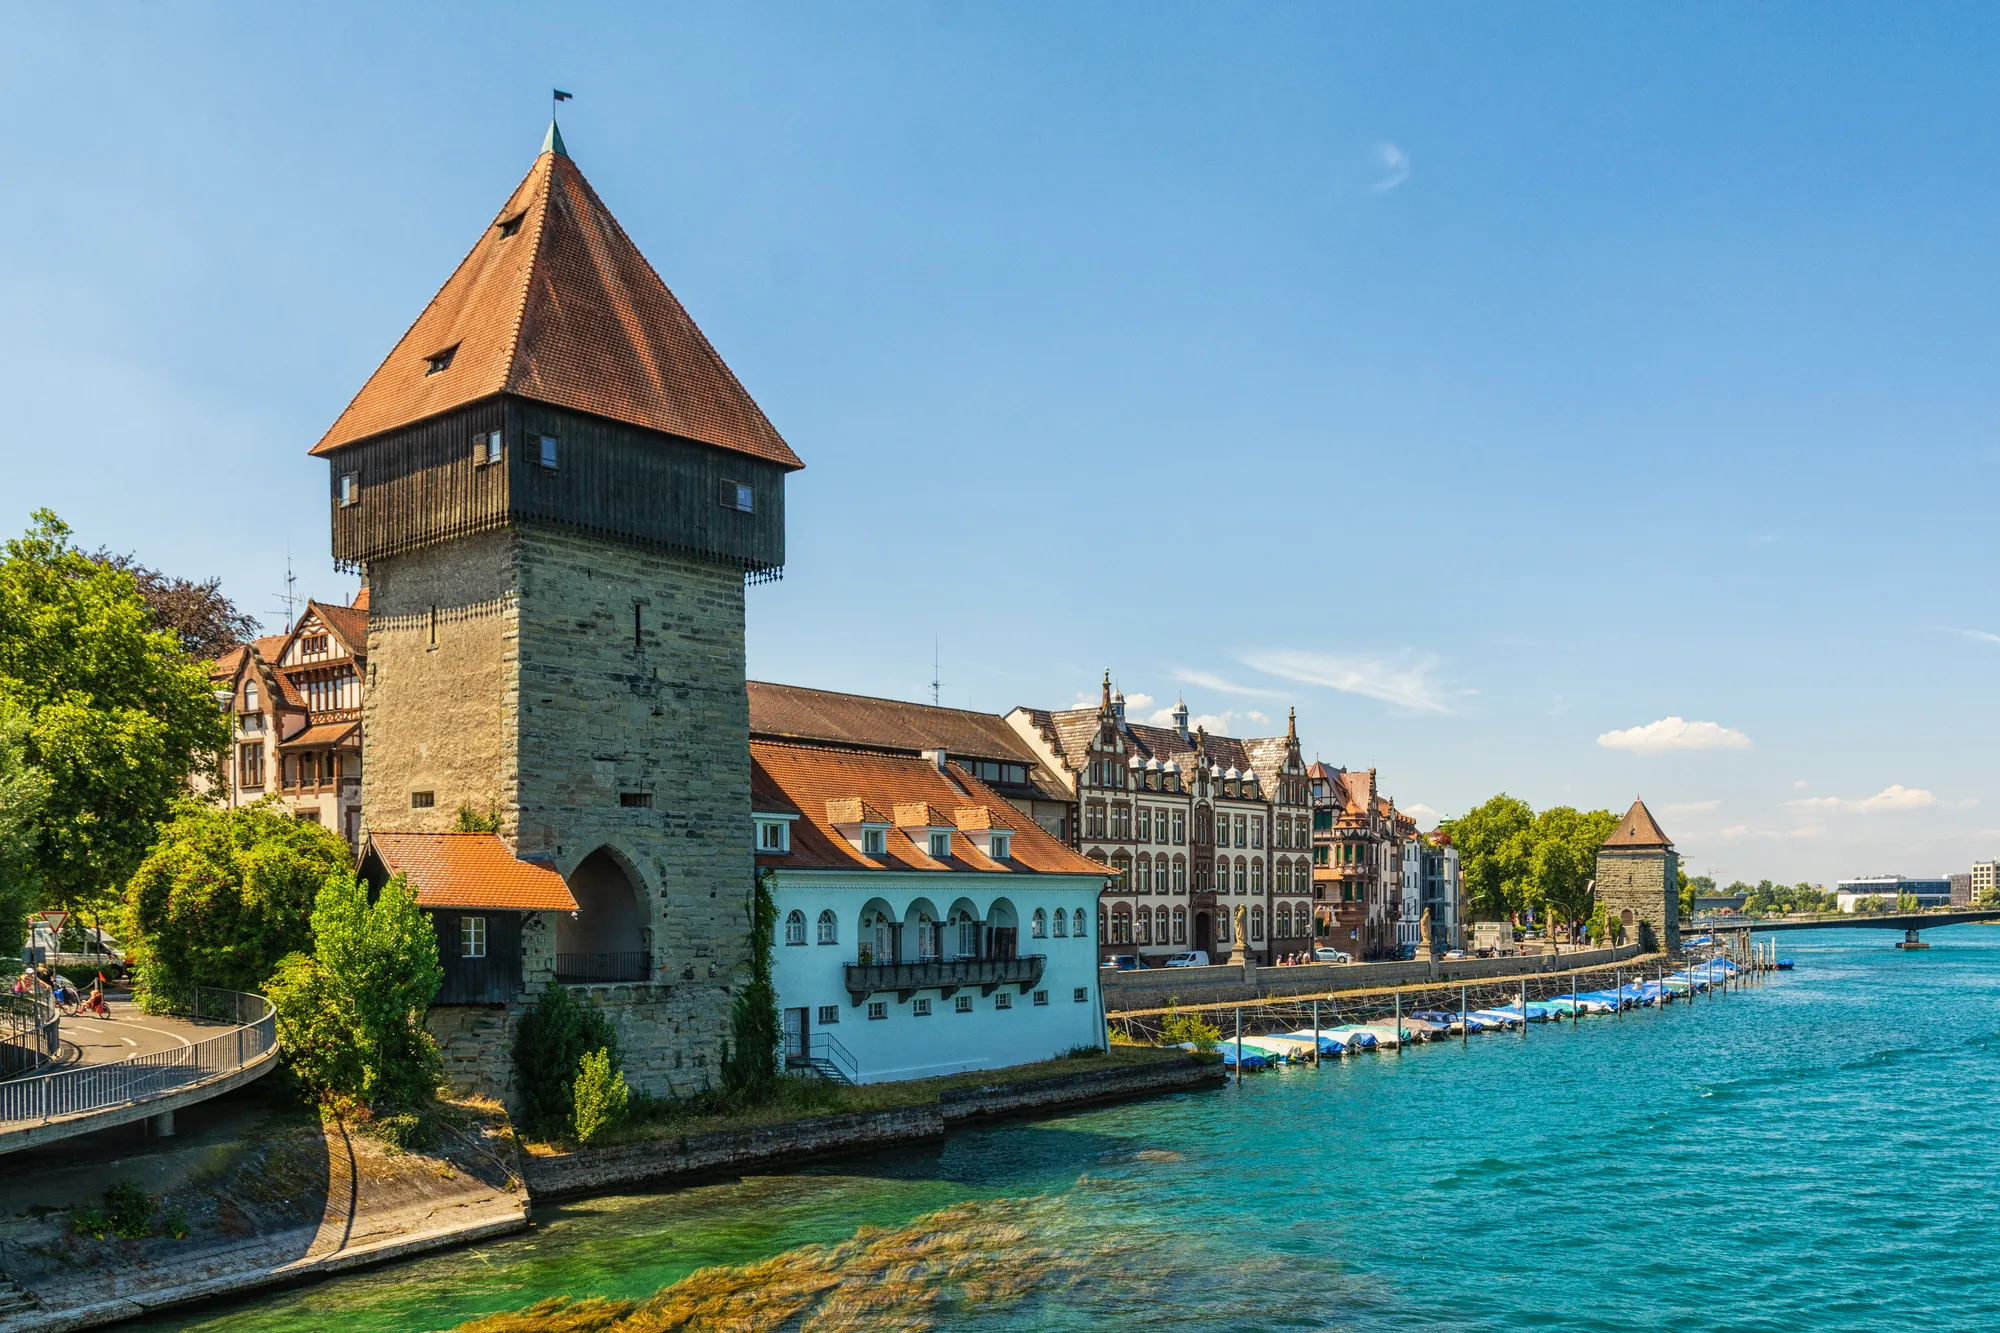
[311, 127, 801, 472]
[1602, 798, 1673, 850]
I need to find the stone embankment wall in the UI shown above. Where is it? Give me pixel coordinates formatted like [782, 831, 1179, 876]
[524, 1055, 1223, 1200]
[1103, 943, 1647, 1012]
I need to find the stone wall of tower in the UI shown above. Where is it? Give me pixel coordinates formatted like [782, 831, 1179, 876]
[1595, 848, 1681, 954]
[360, 529, 521, 834]
[510, 523, 752, 1098]
[364, 522, 753, 1104]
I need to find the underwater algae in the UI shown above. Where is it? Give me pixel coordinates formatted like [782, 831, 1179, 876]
[450, 1191, 1161, 1333]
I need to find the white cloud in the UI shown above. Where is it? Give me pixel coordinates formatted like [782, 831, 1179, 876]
[1171, 668, 1285, 700]
[1123, 692, 1155, 713]
[1367, 141, 1410, 194]
[1719, 824, 1750, 839]
[1596, 717, 1752, 754]
[1245, 709, 1270, 725]
[1786, 784, 1940, 814]
[1144, 707, 1180, 728]
[1946, 627, 2000, 645]
[1719, 822, 1823, 841]
[1793, 779, 1809, 789]
[1663, 800, 1721, 816]
[1240, 650, 1451, 714]
[1402, 802, 1442, 827]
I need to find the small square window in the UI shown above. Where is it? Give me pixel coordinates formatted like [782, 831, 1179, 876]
[867, 1001, 887, 1021]
[1033, 989, 1049, 1006]
[338, 473, 359, 507]
[460, 915, 487, 960]
[1073, 987, 1089, 1003]
[538, 435, 559, 469]
[954, 995, 973, 1014]
[817, 1005, 839, 1025]
[912, 998, 932, 1017]
[995, 992, 1013, 1010]
[929, 831, 951, 859]
[474, 430, 502, 465]
[620, 791, 652, 808]
[863, 828, 887, 856]
[757, 820, 790, 853]
[989, 834, 1011, 860]
[411, 791, 435, 809]
[496, 212, 525, 238]
[425, 345, 458, 376]
[723, 480, 754, 513]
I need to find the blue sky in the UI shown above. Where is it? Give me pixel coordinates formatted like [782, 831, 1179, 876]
[6, 3, 1998, 885]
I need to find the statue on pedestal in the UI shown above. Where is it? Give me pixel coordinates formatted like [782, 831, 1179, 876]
[1229, 902, 1248, 966]
[1419, 908, 1433, 954]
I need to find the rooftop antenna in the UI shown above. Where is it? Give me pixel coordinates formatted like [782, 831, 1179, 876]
[274, 553, 301, 631]
[930, 636, 943, 706]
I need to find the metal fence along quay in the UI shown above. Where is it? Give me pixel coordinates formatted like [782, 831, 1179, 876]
[0, 988, 275, 1128]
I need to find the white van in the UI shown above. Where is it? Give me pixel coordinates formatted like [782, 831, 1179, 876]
[1164, 951, 1210, 968]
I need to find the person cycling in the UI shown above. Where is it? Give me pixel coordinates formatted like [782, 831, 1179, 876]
[81, 980, 109, 1019]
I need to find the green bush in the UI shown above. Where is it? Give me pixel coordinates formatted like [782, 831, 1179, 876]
[267, 872, 442, 1112]
[125, 800, 352, 1011]
[1159, 1002, 1221, 1054]
[71, 1179, 155, 1240]
[514, 980, 619, 1140]
[572, 1046, 629, 1144]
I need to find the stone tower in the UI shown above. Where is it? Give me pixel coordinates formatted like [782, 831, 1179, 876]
[312, 122, 803, 1097]
[1594, 798, 1679, 954]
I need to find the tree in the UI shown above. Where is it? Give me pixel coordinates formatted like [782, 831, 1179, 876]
[0, 512, 230, 922]
[721, 870, 782, 1091]
[0, 694, 49, 953]
[90, 550, 260, 660]
[1527, 806, 1621, 927]
[1445, 795, 1536, 922]
[267, 872, 442, 1111]
[124, 801, 353, 1010]
[571, 1047, 629, 1144]
[452, 801, 504, 834]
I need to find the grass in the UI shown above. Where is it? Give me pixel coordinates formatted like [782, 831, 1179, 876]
[523, 1045, 1188, 1155]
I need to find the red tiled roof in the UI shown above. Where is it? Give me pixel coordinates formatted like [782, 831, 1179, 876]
[277, 720, 360, 751]
[311, 138, 801, 472]
[312, 601, 368, 657]
[366, 832, 579, 911]
[351, 586, 370, 611]
[753, 740, 1107, 877]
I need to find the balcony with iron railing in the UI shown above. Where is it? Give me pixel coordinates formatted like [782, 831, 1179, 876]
[555, 951, 653, 984]
[843, 954, 1046, 1005]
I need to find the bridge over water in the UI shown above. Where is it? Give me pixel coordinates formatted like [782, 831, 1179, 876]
[1703, 909, 2000, 950]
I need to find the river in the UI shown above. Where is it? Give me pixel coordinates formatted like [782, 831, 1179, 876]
[134, 927, 2000, 1332]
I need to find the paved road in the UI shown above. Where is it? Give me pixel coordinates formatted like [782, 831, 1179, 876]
[53, 997, 227, 1068]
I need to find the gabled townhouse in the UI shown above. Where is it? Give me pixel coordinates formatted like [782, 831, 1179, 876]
[1005, 676, 1314, 966]
[208, 591, 369, 848]
[752, 739, 1107, 1083]
[1308, 762, 1415, 960]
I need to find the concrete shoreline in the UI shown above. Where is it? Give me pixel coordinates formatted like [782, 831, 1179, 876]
[0, 1053, 1223, 1332]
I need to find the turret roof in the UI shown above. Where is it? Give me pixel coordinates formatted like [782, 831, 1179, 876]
[1602, 798, 1674, 850]
[312, 127, 800, 471]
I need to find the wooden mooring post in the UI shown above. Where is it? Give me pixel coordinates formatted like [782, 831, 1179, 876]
[1234, 1006, 1243, 1082]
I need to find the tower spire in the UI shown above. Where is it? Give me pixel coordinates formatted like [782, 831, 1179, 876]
[1287, 706, 1297, 741]
[542, 119, 568, 158]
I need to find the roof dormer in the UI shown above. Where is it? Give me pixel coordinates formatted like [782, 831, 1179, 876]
[894, 802, 956, 860]
[826, 797, 892, 857]
[952, 805, 1014, 861]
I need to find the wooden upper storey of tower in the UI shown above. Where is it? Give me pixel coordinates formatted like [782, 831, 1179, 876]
[315, 126, 800, 572]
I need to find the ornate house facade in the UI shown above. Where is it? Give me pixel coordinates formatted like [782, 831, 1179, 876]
[1308, 762, 1416, 960]
[208, 593, 369, 849]
[1006, 678, 1314, 966]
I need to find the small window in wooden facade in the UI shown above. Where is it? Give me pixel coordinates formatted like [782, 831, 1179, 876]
[460, 916, 487, 959]
[424, 345, 458, 376]
[411, 790, 435, 809]
[338, 473, 359, 507]
[620, 791, 652, 808]
[474, 430, 502, 465]
[537, 435, 559, 469]
[722, 480, 753, 513]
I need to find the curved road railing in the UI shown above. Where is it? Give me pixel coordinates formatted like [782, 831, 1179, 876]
[0, 987, 275, 1129]
[0, 980, 60, 1077]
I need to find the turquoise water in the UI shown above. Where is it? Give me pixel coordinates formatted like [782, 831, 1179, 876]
[138, 929, 2000, 1331]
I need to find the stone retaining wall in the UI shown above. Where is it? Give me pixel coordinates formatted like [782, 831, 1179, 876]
[524, 1055, 1223, 1199]
[1103, 944, 1646, 1012]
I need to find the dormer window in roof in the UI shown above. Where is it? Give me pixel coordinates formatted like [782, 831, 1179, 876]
[754, 812, 796, 854]
[496, 211, 525, 238]
[424, 345, 459, 376]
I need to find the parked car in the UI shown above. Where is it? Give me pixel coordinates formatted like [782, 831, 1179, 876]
[1313, 948, 1352, 964]
[1100, 954, 1141, 970]
[1163, 951, 1210, 968]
